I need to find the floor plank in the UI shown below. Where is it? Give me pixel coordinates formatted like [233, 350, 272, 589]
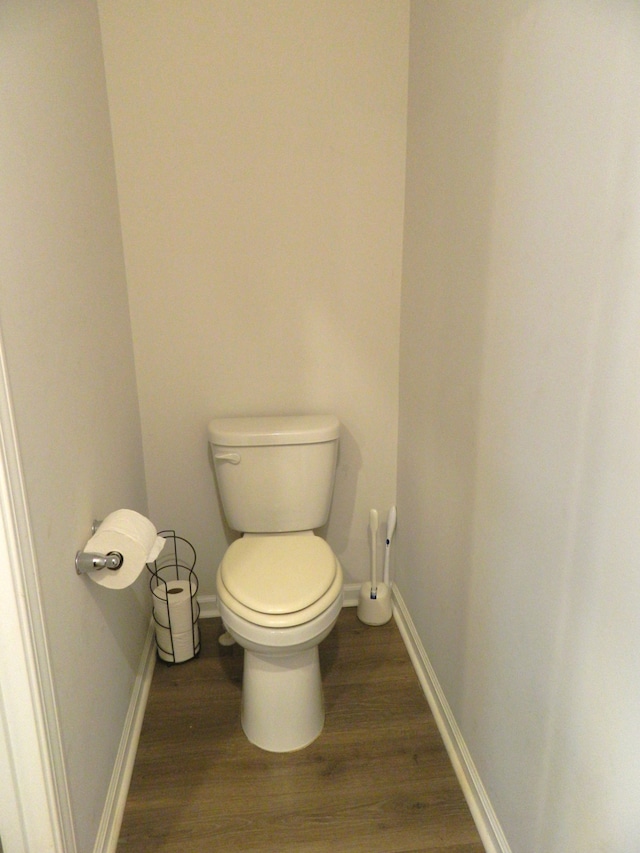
[117, 609, 484, 853]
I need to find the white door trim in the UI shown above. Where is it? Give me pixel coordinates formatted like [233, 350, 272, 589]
[0, 333, 75, 852]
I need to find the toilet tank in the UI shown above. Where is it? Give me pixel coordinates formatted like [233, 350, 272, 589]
[208, 415, 340, 533]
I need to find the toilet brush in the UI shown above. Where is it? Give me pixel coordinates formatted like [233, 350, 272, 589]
[357, 508, 392, 625]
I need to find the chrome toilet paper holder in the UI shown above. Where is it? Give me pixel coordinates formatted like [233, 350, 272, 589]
[75, 519, 124, 575]
[75, 551, 123, 574]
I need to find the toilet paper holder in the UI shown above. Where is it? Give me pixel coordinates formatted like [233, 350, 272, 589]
[75, 519, 123, 575]
[148, 530, 200, 664]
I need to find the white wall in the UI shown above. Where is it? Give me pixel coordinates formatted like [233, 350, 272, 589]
[0, 3, 148, 850]
[398, 2, 640, 851]
[98, 0, 409, 595]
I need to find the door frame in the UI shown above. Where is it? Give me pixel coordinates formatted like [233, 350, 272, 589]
[0, 333, 74, 852]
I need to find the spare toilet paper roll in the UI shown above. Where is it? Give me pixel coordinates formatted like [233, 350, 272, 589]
[85, 509, 165, 589]
[155, 623, 200, 663]
[152, 580, 197, 635]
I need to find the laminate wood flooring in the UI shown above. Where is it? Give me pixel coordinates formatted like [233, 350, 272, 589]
[117, 608, 484, 853]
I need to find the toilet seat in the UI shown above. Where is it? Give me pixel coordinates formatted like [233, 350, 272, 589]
[217, 535, 342, 628]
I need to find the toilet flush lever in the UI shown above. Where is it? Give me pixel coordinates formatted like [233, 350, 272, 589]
[214, 452, 241, 464]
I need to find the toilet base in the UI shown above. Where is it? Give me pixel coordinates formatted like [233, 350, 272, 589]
[242, 645, 324, 752]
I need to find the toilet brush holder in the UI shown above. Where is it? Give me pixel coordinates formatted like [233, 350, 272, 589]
[357, 581, 392, 626]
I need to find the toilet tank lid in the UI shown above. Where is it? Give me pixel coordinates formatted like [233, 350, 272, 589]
[208, 414, 340, 447]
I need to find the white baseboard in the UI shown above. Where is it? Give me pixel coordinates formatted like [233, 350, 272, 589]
[93, 618, 157, 853]
[341, 582, 362, 606]
[391, 586, 512, 853]
[198, 594, 218, 619]
[198, 583, 362, 620]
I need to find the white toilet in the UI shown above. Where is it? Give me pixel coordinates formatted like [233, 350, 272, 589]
[208, 414, 343, 752]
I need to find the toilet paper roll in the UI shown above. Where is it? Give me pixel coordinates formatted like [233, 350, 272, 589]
[152, 580, 197, 634]
[85, 509, 165, 589]
[155, 623, 200, 663]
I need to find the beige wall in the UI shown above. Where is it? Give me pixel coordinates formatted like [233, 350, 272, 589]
[398, 2, 640, 851]
[0, 2, 149, 851]
[99, 1, 409, 595]
[8, 4, 639, 851]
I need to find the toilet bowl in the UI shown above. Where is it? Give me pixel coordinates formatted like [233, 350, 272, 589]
[216, 533, 343, 752]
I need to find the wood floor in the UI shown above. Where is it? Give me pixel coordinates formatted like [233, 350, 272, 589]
[117, 608, 484, 853]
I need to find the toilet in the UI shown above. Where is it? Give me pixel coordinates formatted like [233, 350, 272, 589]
[208, 414, 343, 752]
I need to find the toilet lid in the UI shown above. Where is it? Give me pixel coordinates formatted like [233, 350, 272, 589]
[219, 535, 338, 615]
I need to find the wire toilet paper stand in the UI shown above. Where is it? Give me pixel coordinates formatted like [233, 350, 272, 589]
[148, 531, 200, 664]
